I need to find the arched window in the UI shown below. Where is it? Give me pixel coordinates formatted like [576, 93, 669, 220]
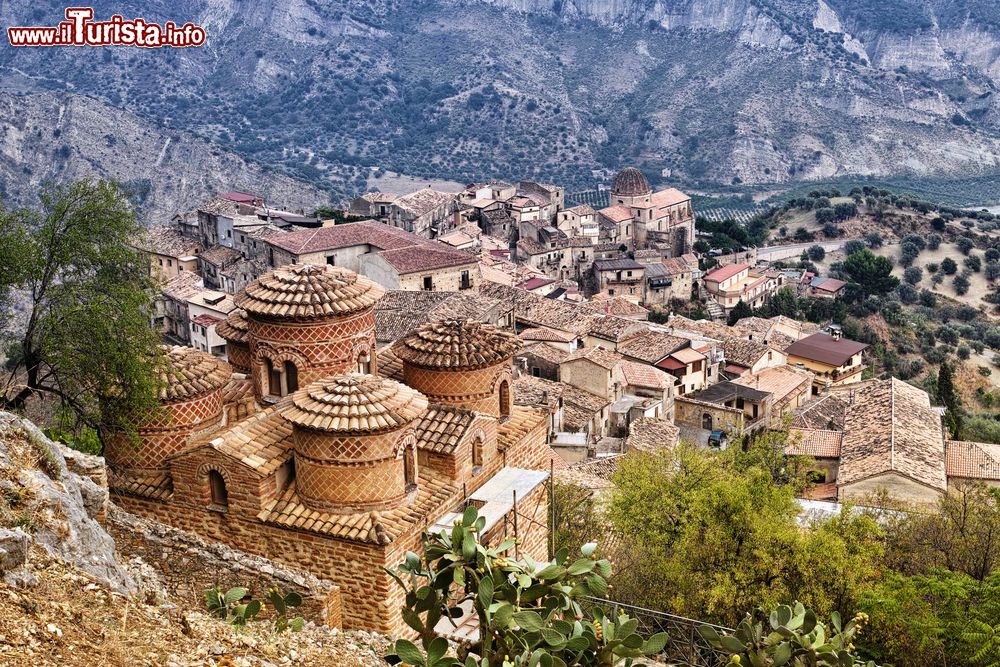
[266, 358, 281, 397]
[472, 437, 484, 472]
[208, 470, 228, 509]
[403, 445, 417, 492]
[284, 360, 299, 393]
[702, 412, 713, 430]
[499, 380, 511, 419]
[357, 350, 371, 375]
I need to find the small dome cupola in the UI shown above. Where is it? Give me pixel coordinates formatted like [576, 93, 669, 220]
[105, 345, 231, 472]
[611, 167, 652, 198]
[396, 320, 521, 418]
[216, 308, 251, 373]
[234, 264, 384, 402]
[282, 373, 428, 513]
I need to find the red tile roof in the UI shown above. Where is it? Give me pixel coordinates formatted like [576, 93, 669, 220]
[377, 245, 476, 274]
[704, 263, 748, 283]
[191, 313, 222, 328]
[265, 220, 419, 255]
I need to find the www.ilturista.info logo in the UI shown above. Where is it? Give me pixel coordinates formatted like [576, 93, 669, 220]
[7, 7, 206, 48]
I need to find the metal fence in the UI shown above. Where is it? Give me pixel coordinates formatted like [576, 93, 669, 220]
[581, 597, 733, 667]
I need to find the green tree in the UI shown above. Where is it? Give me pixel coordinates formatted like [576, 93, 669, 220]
[842, 249, 899, 298]
[941, 257, 958, 275]
[957, 237, 975, 255]
[728, 299, 753, 326]
[0, 180, 164, 446]
[954, 274, 971, 296]
[903, 266, 922, 285]
[937, 360, 961, 437]
[808, 244, 826, 261]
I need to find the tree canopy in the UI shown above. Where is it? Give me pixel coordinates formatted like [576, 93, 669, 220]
[0, 180, 164, 445]
[842, 249, 899, 298]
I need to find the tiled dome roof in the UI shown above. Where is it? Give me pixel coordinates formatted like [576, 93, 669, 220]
[215, 308, 249, 343]
[397, 319, 522, 370]
[282, 373, 428, 434]
[235, 264, 384, 320]
[611, 167, 652, 197]
[159, 345, 231, 402]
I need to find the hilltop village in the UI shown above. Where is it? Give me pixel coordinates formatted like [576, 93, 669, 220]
[115, 168, 1000, 634]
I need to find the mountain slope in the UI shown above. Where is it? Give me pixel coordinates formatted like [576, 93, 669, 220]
[3, 1, 1000, 194]
[0, 92, 329, 222]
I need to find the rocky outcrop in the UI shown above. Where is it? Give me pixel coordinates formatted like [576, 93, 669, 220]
[0, 412, 135, 594]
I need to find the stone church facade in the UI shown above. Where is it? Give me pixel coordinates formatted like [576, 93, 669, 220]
[106, 264, 552, 634]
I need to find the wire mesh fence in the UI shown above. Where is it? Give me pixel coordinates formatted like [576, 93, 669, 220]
[581, 597, 733, 667]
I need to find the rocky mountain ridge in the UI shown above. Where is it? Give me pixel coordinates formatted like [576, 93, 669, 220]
[0, 91, 329, 223]
[2, 1, 1000, 196]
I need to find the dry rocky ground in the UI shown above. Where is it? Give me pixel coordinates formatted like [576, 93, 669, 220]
[0, 412, 388, 666]
[0, 553, 388, 667]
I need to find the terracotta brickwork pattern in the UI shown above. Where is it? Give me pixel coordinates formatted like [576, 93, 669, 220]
[403, 363, 510, 417]
[249, 311, 376, 396]
[226, 341, 253, 373]
[106, 390, 224, 471]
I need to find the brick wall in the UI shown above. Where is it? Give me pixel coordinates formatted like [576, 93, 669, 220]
[226, 340, 252, 373]
[106, 505, 342, 627]
[403, 363, 509, 417]
[248, 310, 376, 399]
[105, 389, 224, 472]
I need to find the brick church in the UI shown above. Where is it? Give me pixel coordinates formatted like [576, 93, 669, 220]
[106, 264, 552, 633]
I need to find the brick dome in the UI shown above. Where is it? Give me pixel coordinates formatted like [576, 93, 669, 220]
[611, 167, 652, 197]
[283, 374, 428, 434]
[235, 264, 384, 320]
[396, 320, 522, 370]
[283, 373, 426, 514]
[159, 345, 231, 402]
[216, 309, 249, 343]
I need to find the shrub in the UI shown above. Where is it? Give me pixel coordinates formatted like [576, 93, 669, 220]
[941, 257, 958, 275]
[865, 232, 883, 248]
[903, 266, 922, 285]
[957, 237, 976, 255]
[808, 245, 826, 261]
[927, 234, 942, 251]
[384, 507, 667, 667]
[965, 255, 982, 272]
[954, 274, 971, 296]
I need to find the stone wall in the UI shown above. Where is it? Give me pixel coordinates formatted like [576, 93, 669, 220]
[106, 505, 343, 627]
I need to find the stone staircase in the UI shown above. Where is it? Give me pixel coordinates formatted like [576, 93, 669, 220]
[704, 298, 726, 322]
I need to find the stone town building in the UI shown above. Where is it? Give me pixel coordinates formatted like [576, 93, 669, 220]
[597, 167, 695, 257]
[785, 332, 869, 392]
[107, 264, 552, 634]
[262, 220, 478, 294]
[702, 263, 784, 312]
[135, 224, 202, 280]
[387, 188, 456, 238]
[786, 378, 1000, 505]
[593, 259, 645, 301]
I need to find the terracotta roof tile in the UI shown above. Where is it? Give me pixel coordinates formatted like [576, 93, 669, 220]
[178, 405, 293, 476]
[258, 474, 459, 544]
[521, 342, 572, 365]
[617, 331, 687, 364]
[377, 344, 404, 381]
[787, 428, 843, 458]
[397, 320, 521, 370]
[946, 440, 1000, 480]
[264, 219, 418, 255]
[216, 309, 249, 343]
[235, 264, 384, 320]
[282, 374, 428, 435]
[135, 224, 201, 258]
[200, 244, 242, 268]
[565, 346, 624, 371]
[159, 345, 231, 402]
[109, 468, 173, 501]
[377, 245, 477, 274]
[839, 379, 946, 491]
[624, 417, 679, 453]
[733, 365, 813, 407]
[791, 393, 849, 430]
[619, 361, 674, 390]
[497, 405, 549, 453]
[416, 407, 477, 454]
